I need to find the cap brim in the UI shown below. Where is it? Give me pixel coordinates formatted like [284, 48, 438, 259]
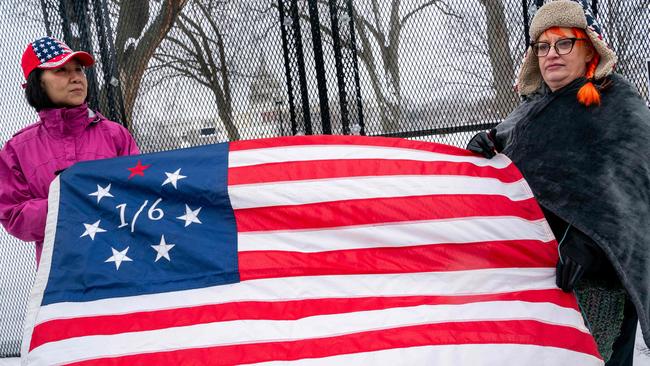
[37, 51, 94, 70]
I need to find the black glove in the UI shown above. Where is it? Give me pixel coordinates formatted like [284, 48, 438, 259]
[466, 130, 497, 158]
[556, 256, 585, 292]
[555, 226, 603, 292]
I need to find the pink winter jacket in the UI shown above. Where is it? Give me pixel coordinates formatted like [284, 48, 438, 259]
[0, 103, 139, 264]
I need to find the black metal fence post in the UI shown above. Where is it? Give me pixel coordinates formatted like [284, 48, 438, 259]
[91, 0, 125, 125]
[306, 0, 331, 134]
[99, 0, 128, 127]
[40, 0, 52, 36]
[327, 0, 349, 135]
[522, 0, 531, 47]
[289, 0, 313, 135]
[74, 0, 101, 113]
[278, 0, 299, 135]
[346, 0, 365, 135]
[57, 0, 72, 46]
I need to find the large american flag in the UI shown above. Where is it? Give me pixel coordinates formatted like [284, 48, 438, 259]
[22, 135, 601, 365]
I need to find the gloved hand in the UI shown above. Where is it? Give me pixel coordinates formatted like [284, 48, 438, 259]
[466, 130, 497, 158]
[556, 256, 585, 292]
[555, 226, 604, 292]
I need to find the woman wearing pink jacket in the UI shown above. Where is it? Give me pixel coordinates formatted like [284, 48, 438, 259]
[0, 36, 139, 264]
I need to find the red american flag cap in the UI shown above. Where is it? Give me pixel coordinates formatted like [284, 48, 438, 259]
[21, 36, 94, 83]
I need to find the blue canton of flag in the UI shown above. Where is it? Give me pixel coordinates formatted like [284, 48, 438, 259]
[42, 143, 238, 305]
[31, 37, 71, 64]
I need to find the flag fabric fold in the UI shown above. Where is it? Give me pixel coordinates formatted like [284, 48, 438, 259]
[21, 135, 601, 365]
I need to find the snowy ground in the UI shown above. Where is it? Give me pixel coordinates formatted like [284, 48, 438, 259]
[636, 325, 650, 365]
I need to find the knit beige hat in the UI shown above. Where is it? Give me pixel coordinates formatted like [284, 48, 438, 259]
[517, 0, 617, 96]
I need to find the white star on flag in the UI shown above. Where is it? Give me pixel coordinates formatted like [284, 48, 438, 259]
[151, 235, 176, 262]
[88, 184, 114, 203]
[80, 220, 106, 240]
[105, 247, 132, 270]
[177, 204, 202, 227]
[162, 169, 187, 189]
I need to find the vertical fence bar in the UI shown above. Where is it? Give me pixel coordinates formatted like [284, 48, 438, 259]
[40, 0, 52, 36]
[306, 0, 331, 134]
[278, 0, 298, 135]
[75, 0, 101, 112]
[92, 0, 118, 122]
[591, 0, 598, 18]
[328, 0, 350, 134]
[99, 0, 128, 127]
[346, 0, 365, 135]
[289, 0, 313, 135]
[522, 0, 530, 47]
[57, 0, 73, 49]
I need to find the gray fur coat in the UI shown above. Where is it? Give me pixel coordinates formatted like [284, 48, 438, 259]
[494, 74, 650, 348]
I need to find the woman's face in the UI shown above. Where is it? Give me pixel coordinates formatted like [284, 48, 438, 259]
[40, 59, 88, 108]
[536, 27, 594, 91]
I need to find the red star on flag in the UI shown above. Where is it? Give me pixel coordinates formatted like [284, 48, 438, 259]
[127, 160, 151, 180]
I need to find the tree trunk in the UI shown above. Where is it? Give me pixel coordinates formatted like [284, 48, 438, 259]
[210, 83, 239, 141]
[479, 0, 517, 119]
[353, 6, 400, 133]
[114, 0, 189, 122]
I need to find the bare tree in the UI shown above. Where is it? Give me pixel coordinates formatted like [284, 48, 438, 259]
[347, 0, 454, 133]
[441, 0, 518, 120]
[36, 1, 187, 123]
[113, 0, 189, 121]
[479, 0, 517, 118]
[151, 0, 240, 141]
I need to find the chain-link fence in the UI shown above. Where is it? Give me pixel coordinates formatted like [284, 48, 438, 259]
[2, 0, 650, 358]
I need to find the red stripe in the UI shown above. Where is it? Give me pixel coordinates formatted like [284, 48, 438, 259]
[238, 240, 557, 281]
[29, 289, 573, 352]
[235, 195, 543, 232]
[229, 135, 478, 156]
[67, 320, 599, 365]
[228, 159, 522, 185]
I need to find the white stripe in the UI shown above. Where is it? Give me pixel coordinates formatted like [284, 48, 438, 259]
[229, 176, 532, 209]
[228, 145, 512, 169]
[249, 344, 603, 366]
[238, 217, 554, 252]
[21, 177, 61, 360]
[35, 268, 555, 324]
[27, 301, 588, 365]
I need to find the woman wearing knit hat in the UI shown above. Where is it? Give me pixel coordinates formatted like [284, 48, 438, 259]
[466, 1, 650, 365]
[0, 36, 139, 265]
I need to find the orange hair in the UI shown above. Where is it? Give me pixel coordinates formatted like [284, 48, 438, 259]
[543, 27, 601, 106]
